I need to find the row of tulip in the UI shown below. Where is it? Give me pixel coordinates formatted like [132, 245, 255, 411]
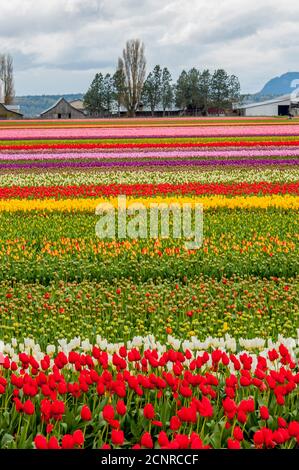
[0, 276, 298, 345]
[0, 168, 298, 188]
[1, 158, 298, 170]
[3, 138, 299, 151]
[0, 116, 296, 129]
[3, 149, 299, 161]
[0, 336, 298, 449]
[1, 124, 299, 140]
[0, 208, 297, 283]
[0, 182, 299, 200]
[0, 194, 298, 211]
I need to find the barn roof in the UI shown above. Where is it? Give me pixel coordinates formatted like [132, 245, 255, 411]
[40, 97, 85, 116]
[236, 93, 299, 110]
[69, 99, 84, 105]
[0, 102, 23, 117]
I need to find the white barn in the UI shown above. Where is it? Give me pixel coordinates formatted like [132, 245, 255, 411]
[235, 94, 299, 117]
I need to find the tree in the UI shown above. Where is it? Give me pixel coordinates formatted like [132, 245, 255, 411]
[175, 70, 189, 112]
[187, 68, 201, 114]
[175, 68, 201, 115]
[210, 69, 230, 115]
[198, 69, 211, 115]
[142, 65, 162, 116]
[228, 74, 241, 108]
[0, 54, 15, 105]
[113, 62, 126, 117]
[161, 67, 173, 116]
[210, 70, 241, 114]
[84, 73, 106, 116]
[103, 73, 114, 114]
[118, 39, 146, 117]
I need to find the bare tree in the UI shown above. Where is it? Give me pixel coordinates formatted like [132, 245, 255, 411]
[118, 39, 146, 117]
[0, 54, 15, 105]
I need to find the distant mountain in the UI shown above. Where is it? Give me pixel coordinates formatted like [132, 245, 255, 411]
[15, 94, 84, 117]
[257, 72, 299, 97]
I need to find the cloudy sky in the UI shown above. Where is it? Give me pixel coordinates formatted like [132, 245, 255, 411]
[1, 0, 299, 96]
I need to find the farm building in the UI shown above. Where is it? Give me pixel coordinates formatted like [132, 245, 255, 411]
[235, 94, 299, 116]
[40, 97, 85, 119]
[0, 102, 23, 119]
[110, 103, 183, 117]
[69, 99, 87, 114]
[0, 78, 23, 119]
[136, 103, 182, 117]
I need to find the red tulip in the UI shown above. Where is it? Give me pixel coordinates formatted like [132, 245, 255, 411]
[61, 434, 74, 449]
[116, 400, 126, 416]
[73, 430, 84, 447]
[103, 404, 114, 422]
[143, 403, 155, 420]
[141, 432, 153, 449]
[48, 436, 60, 449]
[81, 404, 92, 421]
[233, 426, 244, 441]
[169, 416, 181, 431]
[23, 399, 35, 415]
[227, 438, 241, 449]
[111, 430, 124, 446]
[34, 434, 48, 449]
[260, 406, 270, 420]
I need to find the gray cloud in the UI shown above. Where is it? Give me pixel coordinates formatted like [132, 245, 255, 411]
[1, 0, 299, 95]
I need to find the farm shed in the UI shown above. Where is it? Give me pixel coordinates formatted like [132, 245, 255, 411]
[69, 99, 87, 114]
[0, 102, 23, 119]
[0, 78, 23, 119]
[40, 97, 85, 119]
[235, 94, 299, 117]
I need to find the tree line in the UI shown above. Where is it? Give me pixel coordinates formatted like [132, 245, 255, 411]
[0, 54, 15, 105]
[84, 39, 241, 117]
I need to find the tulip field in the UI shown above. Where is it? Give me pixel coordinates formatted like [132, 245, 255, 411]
[0, 116, 298, 450]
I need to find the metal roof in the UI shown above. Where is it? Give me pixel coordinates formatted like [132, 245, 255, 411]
[236, 93, 299, 110]
[0, 102, 23, 116]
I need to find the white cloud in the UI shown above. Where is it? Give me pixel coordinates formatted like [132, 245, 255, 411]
[1, 0, 299, 94]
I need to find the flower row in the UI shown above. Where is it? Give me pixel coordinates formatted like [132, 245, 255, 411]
[3, 148, 299, 161]
[0, 182, 298, 200]
[0, 339, 298, 449]
[2, 139, 299, 151]
[0, 168, 298, 188]
[0, 276, 298, 345]
[1, 123, 299, 140]
[1, 157, 298, 170]
[0, 194, 298, 212]
[0, 116, 294, 130]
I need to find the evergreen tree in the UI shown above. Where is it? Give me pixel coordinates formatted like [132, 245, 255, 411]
[175, 69, 202, 115]
[113, 64, 126, 117]
[210, 69, 230, 115]
[161, 67, 173, 116]
[187, 68, 201, 114]
[84, 73, 106, 116]
[103, 73, 114, 114]
[142, 65, 162, 116]
[198, 69, 211, 115]
[175, 70, 189, 112]
[228, 74, 241, 108]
